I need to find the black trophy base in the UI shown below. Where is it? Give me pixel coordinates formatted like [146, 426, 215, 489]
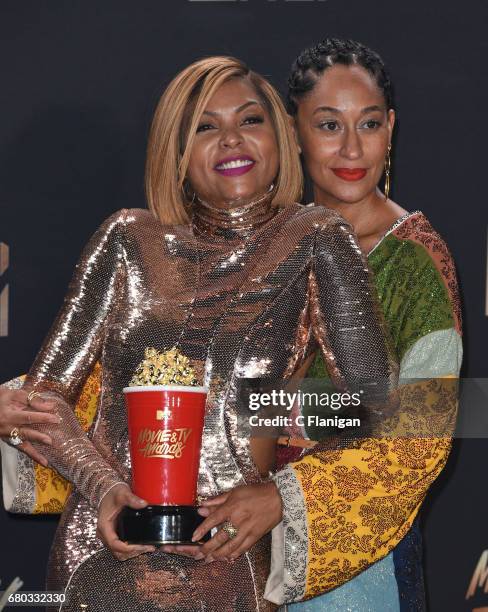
[117, 505, 211, 545]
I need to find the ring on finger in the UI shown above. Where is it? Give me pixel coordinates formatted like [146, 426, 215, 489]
[9, 427, 24, 447]
[221, 521, 238, 539]
[27, 390, 42, 406]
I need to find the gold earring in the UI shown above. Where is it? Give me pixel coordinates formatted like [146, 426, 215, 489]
[384, 143, 392, 201]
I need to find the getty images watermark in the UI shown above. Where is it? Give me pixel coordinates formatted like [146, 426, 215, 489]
[248, 388, 362, 430]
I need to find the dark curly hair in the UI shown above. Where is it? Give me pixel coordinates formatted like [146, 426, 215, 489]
[287, 38, 393, 115]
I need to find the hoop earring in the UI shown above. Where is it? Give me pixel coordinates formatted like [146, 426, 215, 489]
[384, 143, 392, 201]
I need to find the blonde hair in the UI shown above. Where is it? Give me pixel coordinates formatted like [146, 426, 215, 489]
[145, 56, 303, 224]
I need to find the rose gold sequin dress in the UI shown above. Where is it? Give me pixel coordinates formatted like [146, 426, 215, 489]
[25, 194, 396, 611]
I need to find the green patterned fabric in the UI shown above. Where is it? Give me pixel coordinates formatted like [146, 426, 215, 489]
[308, 231, 454, 380]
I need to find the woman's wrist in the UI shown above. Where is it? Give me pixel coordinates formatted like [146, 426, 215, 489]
[97, 480, 130, 510]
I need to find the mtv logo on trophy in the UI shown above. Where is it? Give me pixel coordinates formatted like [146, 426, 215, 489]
[117, 347, 210, 545]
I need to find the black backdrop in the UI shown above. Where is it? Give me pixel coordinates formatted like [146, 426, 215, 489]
[0, 2, 487, 610]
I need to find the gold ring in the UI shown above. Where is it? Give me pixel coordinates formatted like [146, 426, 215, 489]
[9, 427, 23, 447]
[27, 390, 41, 405]
[221, 521, 238, 539]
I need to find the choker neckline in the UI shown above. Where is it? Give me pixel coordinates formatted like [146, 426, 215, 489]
[191, 187, 276, 241]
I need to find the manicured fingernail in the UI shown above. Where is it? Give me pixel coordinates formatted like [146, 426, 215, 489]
[204, 555, 214, 564]
[194, 553, 204, 560]
[191, 532, 199, 542]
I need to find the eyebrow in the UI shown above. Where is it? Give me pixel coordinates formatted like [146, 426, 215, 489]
[312, 104, 384, 116]
[202, 100, 261, 117]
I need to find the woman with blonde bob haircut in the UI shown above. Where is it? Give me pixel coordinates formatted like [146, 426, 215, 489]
[145, 56, 303, 224]
[0, 55, 396, 611]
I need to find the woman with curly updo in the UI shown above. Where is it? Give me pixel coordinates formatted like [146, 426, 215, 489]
[281, 38, 462, 611]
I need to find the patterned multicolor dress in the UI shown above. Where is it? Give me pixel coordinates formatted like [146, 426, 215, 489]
[282, 211, 462, 611]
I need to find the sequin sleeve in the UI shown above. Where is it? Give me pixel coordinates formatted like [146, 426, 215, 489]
[23, 210, 129, 509]
[308, 215, 397, 400]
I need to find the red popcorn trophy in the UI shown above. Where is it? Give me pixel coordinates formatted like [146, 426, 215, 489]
[117, 347, 209, 545]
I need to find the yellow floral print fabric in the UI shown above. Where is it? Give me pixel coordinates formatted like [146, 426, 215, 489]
[32, 362, 101, 514]
[292, 378, 457, 598]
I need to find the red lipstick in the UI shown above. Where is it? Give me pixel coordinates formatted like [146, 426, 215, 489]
[332, 168, 367, 181]
[214, 155, 255, 177]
